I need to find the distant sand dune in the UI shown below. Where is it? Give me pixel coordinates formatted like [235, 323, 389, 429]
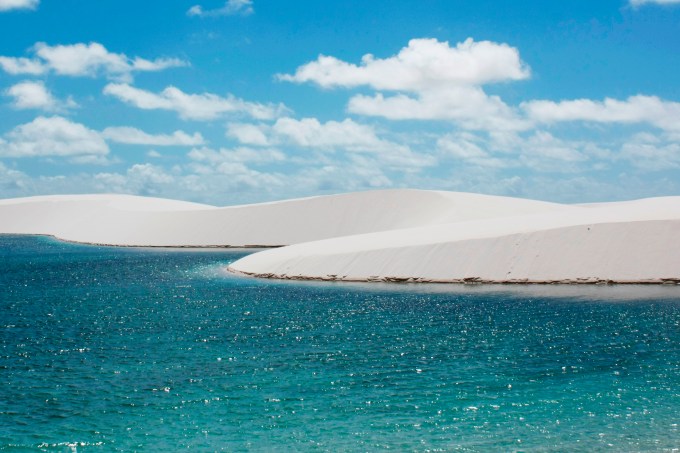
[1, 190, 679, 283]
[0, 190, 565, 247]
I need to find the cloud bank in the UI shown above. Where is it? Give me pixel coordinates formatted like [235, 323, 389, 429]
[0, 42, 187, 81]
[630, 0, 680, 6]
[279, 38, 529, 90]
[0, 116, 108, 159]
[102, 127, 206, 146]
[0, 0, 38, 11]
[5, 80, 77, 111]
[187, 0, 253, 17]
[103, 83, 285, 121]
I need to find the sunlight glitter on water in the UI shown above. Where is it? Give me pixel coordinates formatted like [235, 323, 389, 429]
[1, 235, 679, 450]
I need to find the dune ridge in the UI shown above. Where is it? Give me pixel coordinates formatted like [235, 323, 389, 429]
[0, 190, 564, 247]
[1, 190, 679, 284]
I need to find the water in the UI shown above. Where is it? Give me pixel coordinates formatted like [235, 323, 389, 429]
[1, 235, 679, 451]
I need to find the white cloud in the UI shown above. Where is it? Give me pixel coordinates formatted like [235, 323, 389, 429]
[228, 117, 435, 170]
[103, 83, 283, 121]
[231, 117, 404, 152]
[0, 0, 38, 11]
[271, 117, 393, 151]
[226, 123, 270, 145]
[279, 38, 529, 130]
[630, 0, 680, 6]
[523, 95, 680, 132]
[279, 38, 529, 91]
[188, 146, 285, 164]
[126, 163, 175, 185]
[102, 127, 205, 146]
[0, 56, 45, 75]
[296, 156, 393, 191]
[92, 164, 179, 197]
[436, 130, 599, 174]
[437, 134, 506, 168]
[0, 42, 187, 81]
[518, 131, 589, 171]
[0, 162, 30, 194]
[621, 142, 680, 170]
[183, 149, 285, 194]
[619, 133, 680, 171]
[349, 88, 528, 131]
[5, 80, 77, 111]
[188, 0, 253, 17]
[0, 116, 109, 159]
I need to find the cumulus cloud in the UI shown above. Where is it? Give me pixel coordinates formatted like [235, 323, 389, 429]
[188, 146, 285, 165]
[5, 80, 77, 111]
[0, 116, 109, 159]
[523, 95, 680, 132]
[630, 0, 680, 6]
[349, 88, 529, 131]
[184, 148, 285, 195]
[103, 83, 284, 121]
[517, 131, 590, 172]
[278, 38, 529, 130]
[271, 117, 396, 151]
[436, 129, 605, 174]
[92, 164, 179, 196]
[226, 123, 270, 146]
[102, 127, 205, 146]
[0, 0, 38, 11]
[437, 134, 506, 168]
[0, 162, 30, 194]
[0, 57, 44, 74]
[0, 42, 187, 81]
[229, 117, 397, 150]
[619, 133, 680, 171]
[188, 0, 253, 17]
[228, 117, 435, 169]
[279, 38, 529, 90]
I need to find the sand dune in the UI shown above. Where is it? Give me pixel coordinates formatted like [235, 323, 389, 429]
[2, 190, 678, 283]
[0, 190, 564, 247]
[227, 195, 680, 284]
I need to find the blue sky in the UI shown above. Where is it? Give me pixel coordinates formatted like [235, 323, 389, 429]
[1, 0, 679, 204]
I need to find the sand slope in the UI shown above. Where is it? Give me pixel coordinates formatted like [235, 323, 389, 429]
[0, 190, 565, 247]
[228, 196, 680, 284]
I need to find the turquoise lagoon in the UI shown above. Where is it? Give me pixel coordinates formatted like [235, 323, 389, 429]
[1, 235, 679, 451]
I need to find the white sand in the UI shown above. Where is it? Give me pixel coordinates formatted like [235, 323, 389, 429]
[1, 190, 678, 283]
[228, 194, 680, 284]
[0, 190, 563, 247]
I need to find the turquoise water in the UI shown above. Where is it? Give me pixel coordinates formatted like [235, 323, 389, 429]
[1, 236, 679, 451]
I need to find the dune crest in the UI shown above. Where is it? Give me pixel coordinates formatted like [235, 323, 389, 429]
[0, 190, 562, 247]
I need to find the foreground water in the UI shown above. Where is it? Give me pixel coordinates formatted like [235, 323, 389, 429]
[1, 236, 679, 451]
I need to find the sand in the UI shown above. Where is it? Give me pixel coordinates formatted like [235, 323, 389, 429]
[226, 194, 680, 284]
[0, 190, 565, 247]
[1, 190, 678, 283]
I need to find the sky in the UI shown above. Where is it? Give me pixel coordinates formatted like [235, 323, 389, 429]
[1, 0, 679, 205]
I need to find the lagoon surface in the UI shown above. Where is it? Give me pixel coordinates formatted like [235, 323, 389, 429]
[1, 236, 679, 451]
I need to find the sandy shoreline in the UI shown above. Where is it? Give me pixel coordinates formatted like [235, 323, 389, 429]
[228, 267, 680, 285]
[0, 233, 283, 249]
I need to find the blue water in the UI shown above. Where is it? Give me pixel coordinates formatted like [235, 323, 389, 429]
[1, 236, 679, 451]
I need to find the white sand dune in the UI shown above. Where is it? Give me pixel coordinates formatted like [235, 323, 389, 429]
[228, 195, 680, 284]
[0, 190, 564, 247]
[1, 190, 678, 283]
